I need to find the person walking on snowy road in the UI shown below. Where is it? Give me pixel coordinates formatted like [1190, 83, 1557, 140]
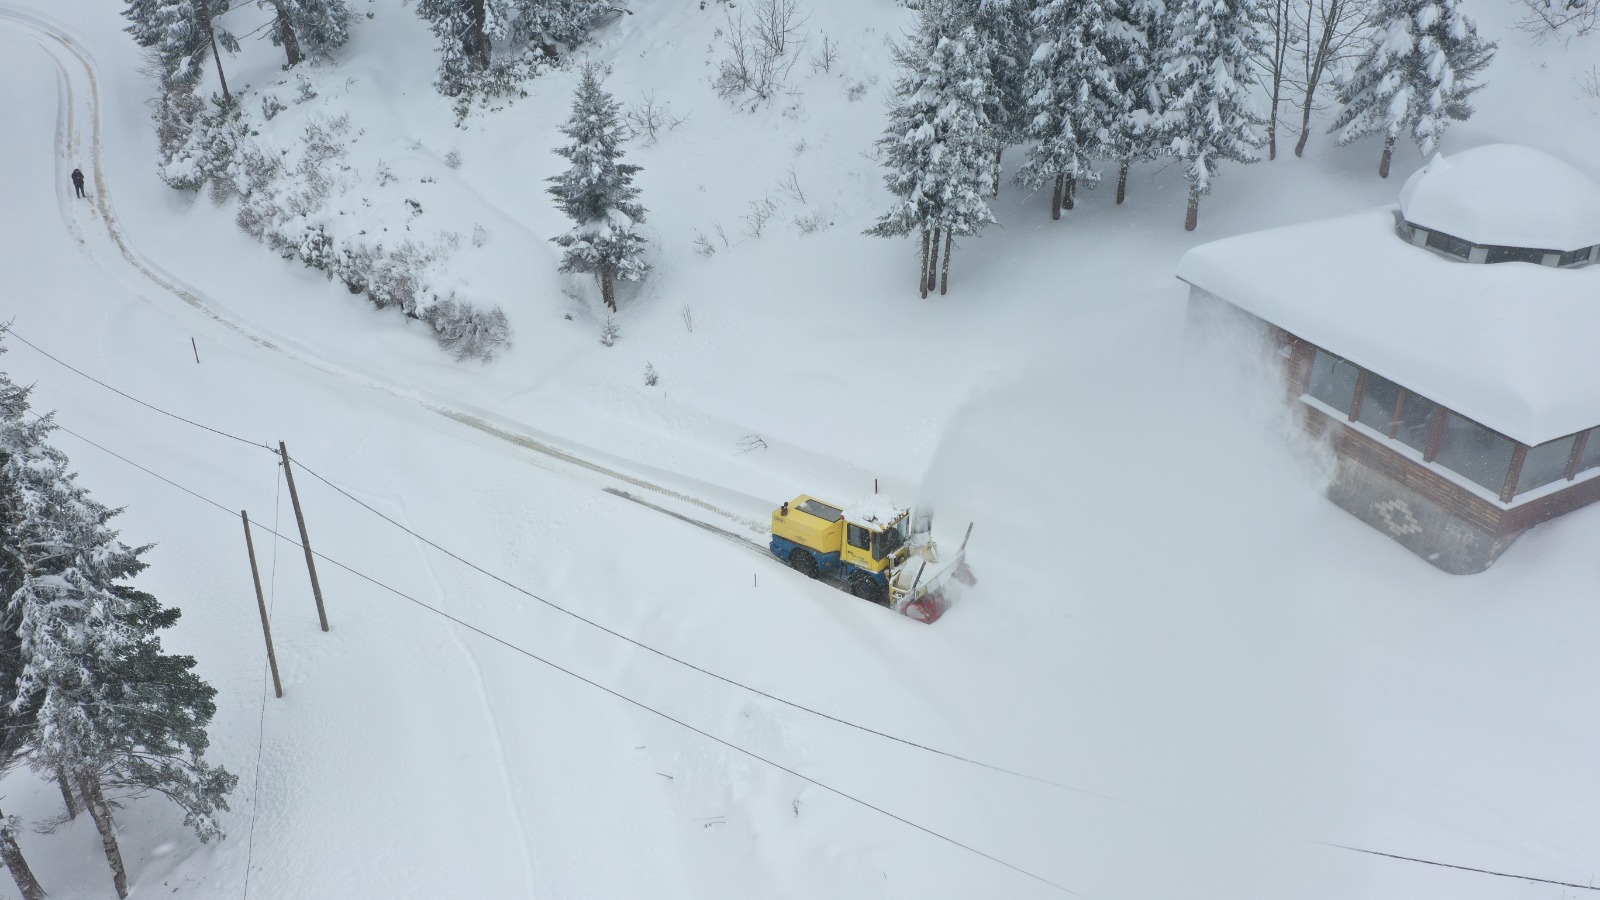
[71, 167, 85, 198]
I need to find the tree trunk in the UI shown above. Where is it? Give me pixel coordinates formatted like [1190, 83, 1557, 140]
[273, 2, 302, 68]
[1268, 77, 1281, 160]
[55, 770, 79, 820]
[0, 807, 46, 900]
[927, 226, 942, 292]
[992, 147, 1003, 197]
[1064, 175, 1076, 211]
[1050, 175, 1063, 221]
[1185, 190, 1200, 232]
[1379, 134, 1394, 178]
[78, 775, 127, 900]
[599, 269, 617, 312]
[207, 28, 231, 104]
[468, 0, 490, 71]
[1116, 161, 1129, 205]
[918, 228, 930, 298]
[1294, 97, 1314, 157]
[939, 229, 953, 296]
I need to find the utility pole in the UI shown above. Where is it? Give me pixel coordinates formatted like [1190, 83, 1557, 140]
[278, 442, 329, 632]
[242, 511, 283, 699]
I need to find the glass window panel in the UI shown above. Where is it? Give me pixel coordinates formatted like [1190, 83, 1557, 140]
[1355, 371, 1404, 435]
[1579, 428, 1600, 473]
[1433, 412, 1516, 493]
[1517, 434, 1578, 494]
[1425, 230, 1472, 259]
[1485, 246, 1549, 265]
[1558, 246, 1595, 267]
[1393, 391, 1438, 453]
[1306, 348, 1360, 413]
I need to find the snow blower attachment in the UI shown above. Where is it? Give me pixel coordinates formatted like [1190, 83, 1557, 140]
[769, 495, 973, 623]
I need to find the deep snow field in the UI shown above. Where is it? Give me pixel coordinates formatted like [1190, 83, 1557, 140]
[1, 0, 1599, 897]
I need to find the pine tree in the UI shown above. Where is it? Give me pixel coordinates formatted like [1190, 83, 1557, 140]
[0, 333, 235, 900]
[1017, 0, 1142, 219]
[262, 0, 352, 67]
[1330, 0, 1494, 177]
[548, 63, 649, 313]
[1153, 0, 1266, 229]
[971, 0, 1033, 196]
[417, 0, 607, 98]
[867, 0, 999, 297]
[123, 0, 233, 100]
[1110, 0, 1170, 203]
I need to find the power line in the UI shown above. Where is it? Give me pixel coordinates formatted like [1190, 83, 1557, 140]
[46, 416, 1077, 896]
[1321, 843, 1600, 892]
[4, 321, 1096, 796]
[288, 455, 1111, 799]
[46, 415, 1600, 897]
[4, 327, 272, 452]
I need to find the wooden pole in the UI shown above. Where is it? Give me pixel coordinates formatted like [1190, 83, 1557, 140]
[242, 511, 284, 699]
[278, 442, 329, 632]
[191, 337, 200, 363]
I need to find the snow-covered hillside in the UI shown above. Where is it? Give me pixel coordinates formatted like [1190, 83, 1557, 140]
[1, 0, 1598, 897]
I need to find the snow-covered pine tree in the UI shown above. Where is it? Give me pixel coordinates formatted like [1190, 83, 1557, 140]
[0, 358, 46, 900]
[1017, 0, 1141, 219]
[1153, 0, 1266, 229]
[1330, 0, 1493, 176]
[547, 63, 649, 313]
[122, 0, 233, 99]
[971, 0, 1033, 197]
[1108, 0, 1168, 203]
[0, 334, 235, 900]
[867, 0, 999, 297]
[417, 0, 607, 98]
[262, 0, 352, 67]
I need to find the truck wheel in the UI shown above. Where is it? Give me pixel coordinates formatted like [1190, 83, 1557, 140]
[851, 576, 885, 605]
[789, 549, 820, 579]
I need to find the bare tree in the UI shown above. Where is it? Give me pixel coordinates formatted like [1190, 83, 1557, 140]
[1253, 0, 1299, 159]
[1290, 0, 1376, 157]
[1513, 0, 1599, 35]
[713, 0, 808, 107]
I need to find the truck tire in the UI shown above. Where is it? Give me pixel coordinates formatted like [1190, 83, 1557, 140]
[789, 549, 820, 579]
[851, 576, 886, 605]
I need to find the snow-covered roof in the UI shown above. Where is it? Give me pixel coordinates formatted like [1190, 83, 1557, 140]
[842, 495, 905, 530]
[1177, 207, 1600, 446]
[1397, 144, 1600, 250]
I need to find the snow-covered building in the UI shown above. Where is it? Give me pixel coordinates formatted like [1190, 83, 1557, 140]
[1177, 144, 1600, 573]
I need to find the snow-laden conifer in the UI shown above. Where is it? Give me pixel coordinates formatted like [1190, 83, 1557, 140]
[1330, 0, 1494, 176]
[972, 0, 1033, 196]
[122, 0, 232, 98]
[1017, 0, 1142, 219]
[1110, 0, 1170, 203]
[867, 0, 999, 297]
[1152, 0, 1266, 229]
[262, 0, 352, 67]
[548, 63, 649, 313]
[0, 332, 235, 900]
[417, 0, 608, 99]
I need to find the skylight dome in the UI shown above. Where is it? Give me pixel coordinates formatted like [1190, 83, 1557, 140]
[1396, 145, 1600, 266]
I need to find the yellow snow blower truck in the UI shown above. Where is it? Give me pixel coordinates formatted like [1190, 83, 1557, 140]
[769, 494, 972, 623]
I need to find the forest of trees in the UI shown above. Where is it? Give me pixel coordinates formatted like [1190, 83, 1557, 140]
[0, 333, 235, 900]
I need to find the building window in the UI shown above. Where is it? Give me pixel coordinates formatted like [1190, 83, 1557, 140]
[1425, 230, 1473, 259]
[1485, 245, 1550, 265]
[1517, 434, 1579, 495]
[1558, 246, 1595, 268]
[1578, 427, 1600, 473]
[1307, 348, 1361, 414]
[1392, 391, 1438, 454]
[1433, 412, 1517, 493]
[1354, 371, 1404, 435]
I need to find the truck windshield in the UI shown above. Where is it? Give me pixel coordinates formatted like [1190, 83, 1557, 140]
[872, 519, 907, 560]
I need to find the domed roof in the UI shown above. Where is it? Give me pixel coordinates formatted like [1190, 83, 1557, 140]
[1398, 144, 1600, 251]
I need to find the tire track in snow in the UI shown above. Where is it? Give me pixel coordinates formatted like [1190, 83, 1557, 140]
[0, 4, 770, 542]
